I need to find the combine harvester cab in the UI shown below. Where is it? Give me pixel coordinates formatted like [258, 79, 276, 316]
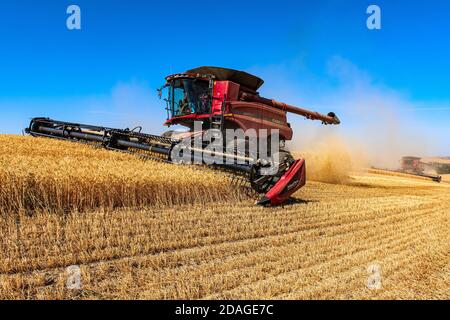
[26, 66, 339, 206]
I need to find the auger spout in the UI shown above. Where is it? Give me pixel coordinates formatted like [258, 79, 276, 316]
[239, 92, 340, 125]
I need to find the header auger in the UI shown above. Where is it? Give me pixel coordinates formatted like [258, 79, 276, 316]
[26, 66, 340, 206]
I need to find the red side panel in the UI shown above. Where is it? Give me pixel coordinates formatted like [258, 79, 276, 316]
[227, 101, 293, 141]
[258, 159, 306, 206]
[164, 113, 211, 126]
[212, 81, 240, 114]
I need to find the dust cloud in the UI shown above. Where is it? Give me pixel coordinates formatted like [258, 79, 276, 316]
[254, 56, 446, 184]
[291, 132, 368, 184]
[288, 106, 433, 184]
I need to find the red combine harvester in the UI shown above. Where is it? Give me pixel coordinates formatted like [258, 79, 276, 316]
[400, 156, 424, 174]
[25, 67, 340, 205]
[400, 156, 442, 182]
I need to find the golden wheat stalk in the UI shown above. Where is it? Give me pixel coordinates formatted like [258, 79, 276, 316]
[0, 135, 241, 213]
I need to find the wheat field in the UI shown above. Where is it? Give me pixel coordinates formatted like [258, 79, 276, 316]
[0, 135, 449, 300]
[0, 135, 241, 213]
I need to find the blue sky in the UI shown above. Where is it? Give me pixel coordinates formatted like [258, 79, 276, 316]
[0, 0, 449, 156]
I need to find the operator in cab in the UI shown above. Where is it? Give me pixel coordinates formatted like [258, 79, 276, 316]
[179, 92, 192, 115]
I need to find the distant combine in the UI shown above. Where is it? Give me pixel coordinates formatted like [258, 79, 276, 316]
[372, 156, 444, 183]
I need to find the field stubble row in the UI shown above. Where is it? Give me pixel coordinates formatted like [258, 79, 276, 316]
[0, 135, 449, 300]
[1, 187, 448, 299]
